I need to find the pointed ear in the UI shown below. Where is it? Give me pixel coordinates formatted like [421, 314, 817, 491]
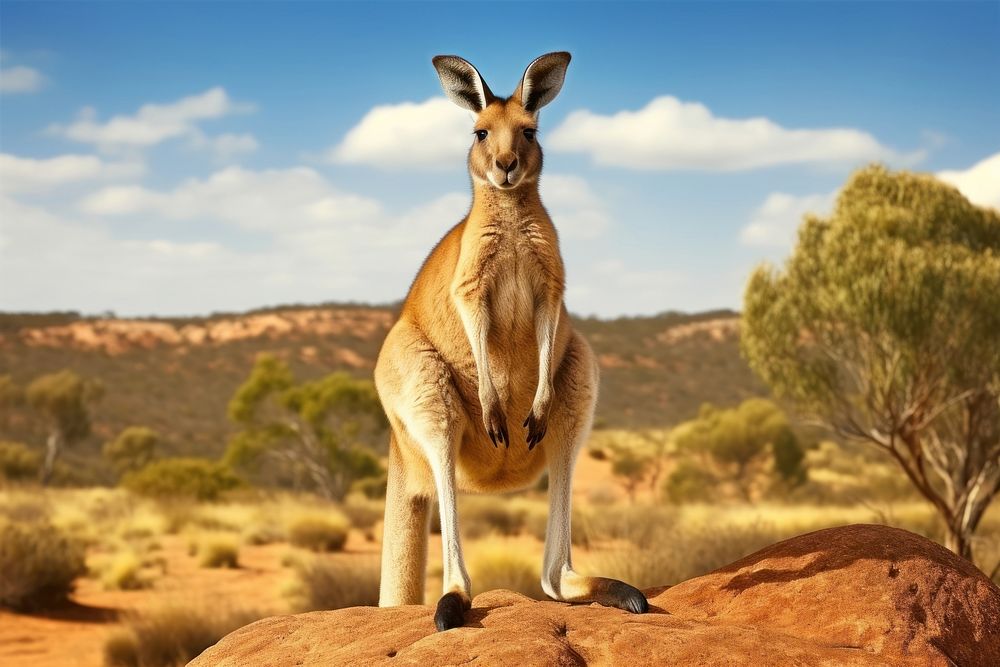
[432, 55, 495, 113]
[518, 52, 571, 113]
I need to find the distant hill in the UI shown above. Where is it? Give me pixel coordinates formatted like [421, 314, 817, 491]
[0, 304, 766, 480]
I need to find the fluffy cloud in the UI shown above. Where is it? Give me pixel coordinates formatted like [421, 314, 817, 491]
[327, 97, 473, 168]
[566, 258, 684, 317]
[0, 153, 144, 195]
[739, 151, 1000, 251]
[47, 87, 255, 153]
[548, 96, 917, 171]
[740, 191, 836, 248]
[79, 166, 383, 230]
[1, 164, 476, 314]
[541, 173, 611, 240]
[938, 151, 1000, 209]
[190, 132, 259, 161]
[0, 65, 45, 93]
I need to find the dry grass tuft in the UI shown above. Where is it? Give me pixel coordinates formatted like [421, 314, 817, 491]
[102, 605, 263, 667]
[0, 520, 87, 611]
[287, 513, 349, 552]
[285, 555, 379, 612]
[467, 538, 544, 599]
[194, 534, 240, 569]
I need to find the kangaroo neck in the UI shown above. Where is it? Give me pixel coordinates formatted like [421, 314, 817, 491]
[469, 180, 543, 225]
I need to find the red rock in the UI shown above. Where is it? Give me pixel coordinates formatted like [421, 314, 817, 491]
[189, 525, 1000, 666]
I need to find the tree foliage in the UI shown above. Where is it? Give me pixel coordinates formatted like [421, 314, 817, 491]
[103, 426, 159, 476]
[225, 354, 386, 500]
[0, 441, 41, 482]
[122, 458, 241, 501]
[742, 165, 1000, 558]
[672, 399, 806, 500]
[25, 370, 103, 485]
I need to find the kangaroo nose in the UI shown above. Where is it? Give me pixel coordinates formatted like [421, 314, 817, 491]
[496, 157, 518, 173]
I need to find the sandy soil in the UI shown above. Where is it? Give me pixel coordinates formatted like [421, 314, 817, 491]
[0, 531, 379, 667]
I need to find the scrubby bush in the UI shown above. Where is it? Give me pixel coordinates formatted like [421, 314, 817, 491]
[242, 521, 285, 546]
[467, 540, 544, 599]
[523, 504, 592, 547]
[586, 504, 677, 549]
[287, 514, 349, 552]
[0, 441, 41, 481]
[0, 520, 87, 611]
[285, 555, 379, 612]
[100, 552, 150, 591]
[459, 496, 530, 538]
[341, 494, 383, 530]
[664, 460, 717, 504]
[195, 535, 240, 568]
[123, 458, 241, 501]
[104, 427, 159, 477]
[352, 474, 387, 500]
[103, 605, 262, 667]
[594, 520, 783, 589]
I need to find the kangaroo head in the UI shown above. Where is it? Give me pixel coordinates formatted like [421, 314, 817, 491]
[433, 52, 571, 190]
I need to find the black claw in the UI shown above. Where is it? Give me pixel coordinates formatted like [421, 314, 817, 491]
[489, 430, 497, 447]
[607, 581, 648, 614]
[434, 591, 469, 632]
[523, 417, 530, 427]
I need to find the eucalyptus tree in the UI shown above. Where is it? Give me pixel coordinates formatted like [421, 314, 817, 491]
[743, 165, 1000, 559]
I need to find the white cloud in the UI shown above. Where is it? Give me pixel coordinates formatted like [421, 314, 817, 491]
[740, 191, 836, 248]
[3, 165, 473, 314]
[327, 97, 473, 169]
[566, 257, 684, 317]
[0, 65, 45, 94]
[79, 166, 383, 230]
[541, 173, 611, 240]
[0, 153, 144, 195]
[938, 151, 1000, 210]
[47, 87, 254, 152]
[548, 96, 918, 171]
[190, 132, 259, 162]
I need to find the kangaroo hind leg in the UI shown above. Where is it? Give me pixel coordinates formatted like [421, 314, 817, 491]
[541, 333, 648, 614]
[378, 432, 431, 607]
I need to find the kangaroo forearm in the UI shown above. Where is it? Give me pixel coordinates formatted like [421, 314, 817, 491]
[452, 290, 497, 400]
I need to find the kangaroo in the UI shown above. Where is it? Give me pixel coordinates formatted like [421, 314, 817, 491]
[375, 51, 649, 631]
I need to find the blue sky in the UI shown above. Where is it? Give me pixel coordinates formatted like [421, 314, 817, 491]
[1, 1, 998, 317]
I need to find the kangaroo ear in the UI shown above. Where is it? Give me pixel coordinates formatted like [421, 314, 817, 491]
[432, 55, 495, 113]
[518, 52, 571, 113]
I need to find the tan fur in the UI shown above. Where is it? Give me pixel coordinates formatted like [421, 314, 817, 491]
[376, 53, 646, 621]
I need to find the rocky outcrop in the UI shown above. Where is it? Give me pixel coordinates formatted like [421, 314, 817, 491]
[190, 525, 1000, 666]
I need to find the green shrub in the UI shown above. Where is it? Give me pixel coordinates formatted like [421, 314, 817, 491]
[0, 520, 87, 611]
[285, 555, 379, 612]
[123, 458, 241, 501]
[104, 427, 159, 477]
[664, 460, 717, 504]
[287, 514, 349, 552]
[0, 441, 41, 481]
[352, 474, 387, 499]
[103, 605, 262, 667]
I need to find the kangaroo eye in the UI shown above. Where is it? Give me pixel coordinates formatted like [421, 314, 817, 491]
[474, 130, 488, 142]
[523, 129, 537, 142]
